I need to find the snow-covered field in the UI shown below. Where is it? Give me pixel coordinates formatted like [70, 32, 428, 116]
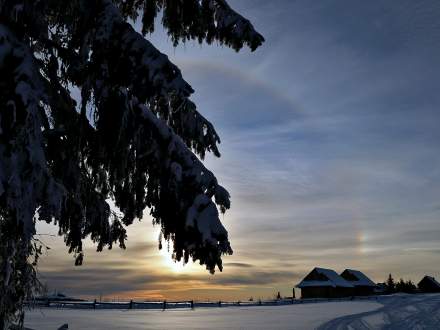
[25, 294, 440, 330]
[318, 294, 440, 330]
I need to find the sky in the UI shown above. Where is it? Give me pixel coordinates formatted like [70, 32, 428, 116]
[36, 0, 440, 301]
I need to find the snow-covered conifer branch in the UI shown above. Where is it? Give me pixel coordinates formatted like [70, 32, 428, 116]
[116, 0, 265, 51]
[138, 101, 232, 272]
[0, 24, 65, 239]
[0, 23, 64, 328]
[88, 0, 221, 158]
[0, 0, 264, 325]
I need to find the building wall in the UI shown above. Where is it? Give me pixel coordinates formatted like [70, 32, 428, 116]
[301, 286, 354, 299]
[353, 286, 374, 296]
[301, 286, 330, 299]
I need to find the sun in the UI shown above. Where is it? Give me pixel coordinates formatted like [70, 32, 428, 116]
[151, 228, 199, 273]
[158, 246, 187, 273]
[161, 253, 185, 273]
[158, 244, 203, 274]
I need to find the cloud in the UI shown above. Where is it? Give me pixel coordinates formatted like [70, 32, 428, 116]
[399, 230, 440, 244]
[212, 271, 297, 286]
[35, 0, 440, 300]
[224, 262, 255, 268]
[38, 265, 296, 298]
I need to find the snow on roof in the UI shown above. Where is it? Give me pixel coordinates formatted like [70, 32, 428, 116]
[342, 269, 376, 287]
[296, 267, 354, 288]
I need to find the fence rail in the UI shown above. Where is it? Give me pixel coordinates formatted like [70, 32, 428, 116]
[27, 295, 386, 311]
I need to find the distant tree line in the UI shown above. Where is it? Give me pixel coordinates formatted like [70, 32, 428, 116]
[385, 274, 417, 294]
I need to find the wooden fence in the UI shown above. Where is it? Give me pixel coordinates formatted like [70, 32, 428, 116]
[28, 295, 384, 310]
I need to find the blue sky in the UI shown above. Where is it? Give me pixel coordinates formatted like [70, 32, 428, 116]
[37, 0, 440, 300]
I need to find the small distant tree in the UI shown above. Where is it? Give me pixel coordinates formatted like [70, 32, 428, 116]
[396, 278, 405, 292]
[405, 280, 417, 294]
[386, 274, 395, 293]
[395, 278, 417, 294]
[276, 291, 282, 300]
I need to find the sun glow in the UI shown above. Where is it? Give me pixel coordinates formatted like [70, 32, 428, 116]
[159, 248, 186, 273]
[157, 242, 203, 274]
[150, 227, 200, 274]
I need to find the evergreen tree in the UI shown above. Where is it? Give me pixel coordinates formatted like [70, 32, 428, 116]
[405, 280, 417, 294]
[395, 278, 417, 294]
[396, 278, 405, 292]
[0, 0, 264, 327]
[386, 274, 396, 294]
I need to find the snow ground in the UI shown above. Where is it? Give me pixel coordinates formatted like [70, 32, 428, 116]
[25, 301, 381, 330]
[318, 293, 440, 330]
[24, 294, 440, 329]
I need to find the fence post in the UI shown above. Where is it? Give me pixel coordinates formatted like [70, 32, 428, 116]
[163, 300, 167, 310]
[93, 299, 97, 310]
[129, 300, 133, 310]
[190, 300, 194, 309]
[218, 300, 222, 307]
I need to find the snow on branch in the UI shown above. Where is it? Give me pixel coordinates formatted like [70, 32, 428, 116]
[138, 100, 232, 272]
[90, 0, 221, 158]
[96, 0, 193, 97]
[209, 0, 265, 51]
[0, 24, 64, 238]
[117, 0, 265, 51]
[138, 101, 230, 210]
[83, 0, 233, 271]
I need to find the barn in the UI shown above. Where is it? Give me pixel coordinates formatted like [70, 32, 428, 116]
[418, 276, 440, 293]
[340, 269, 376, 296]
[296, 267, 354, 299]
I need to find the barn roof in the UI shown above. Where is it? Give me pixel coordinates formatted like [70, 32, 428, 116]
[296, 267, 354, 288]
[341, 269, 376, 287]
[419, 275, 440, 288]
